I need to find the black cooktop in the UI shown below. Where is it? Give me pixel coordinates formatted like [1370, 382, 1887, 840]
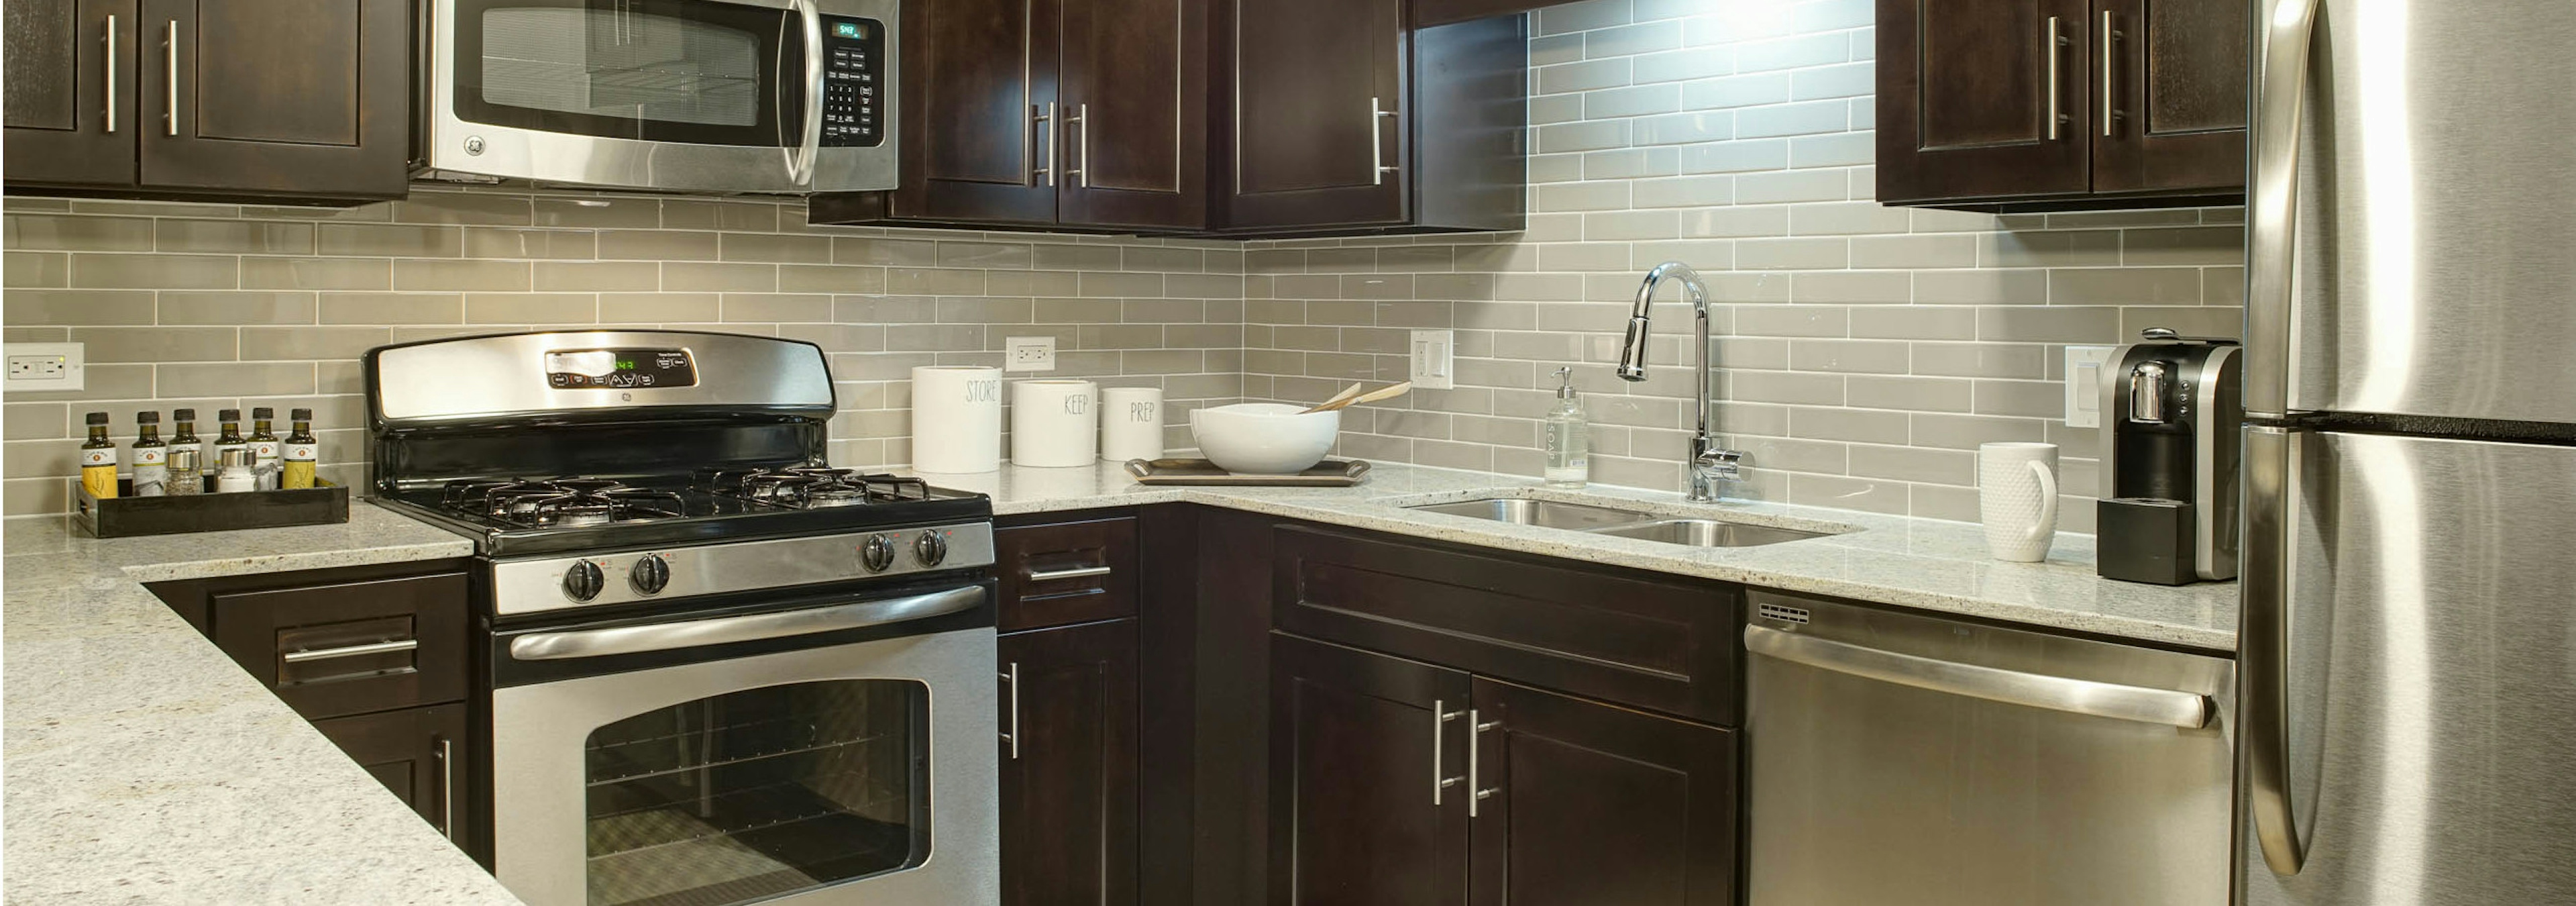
[378, 468, 990, 558]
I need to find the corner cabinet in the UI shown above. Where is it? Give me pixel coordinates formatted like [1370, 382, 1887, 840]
[1874, 0, 2247, 210]
[3, 0, 411, 202]
[1212, 0, 1525, 236]
[808, 0, 1210, 232]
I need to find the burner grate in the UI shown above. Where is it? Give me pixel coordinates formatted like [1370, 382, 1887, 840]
[440, 478, 690, 527]
[698, 467, 934, 509]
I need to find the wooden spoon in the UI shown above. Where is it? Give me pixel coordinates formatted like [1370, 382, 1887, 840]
[1309, 381, 1413, 413]
[1299, 381, 1368, 414]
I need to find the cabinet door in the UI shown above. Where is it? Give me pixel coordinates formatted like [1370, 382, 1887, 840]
[1268, 633, 1469, 906]
[2090, 0, 2247, 193]
[2, 0, 138, 187]
[1466, 678, 1737, 906]
[311, 703, 470, 843]
[1058, 0, 1207, 230]
[892, 0, 1062, 224]
[1223, 0, 1406, 230]
[1000, 619, 1140, 906]
[137, 0, 407, 199]
[1876, 0, 2092, 203]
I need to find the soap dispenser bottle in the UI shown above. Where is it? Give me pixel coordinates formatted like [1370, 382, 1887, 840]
[1544, 366, 1590, 488]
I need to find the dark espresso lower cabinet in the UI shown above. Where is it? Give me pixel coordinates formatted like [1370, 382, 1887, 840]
[310, 703, 468, 840]
[1268, 633, 1472, 906]
[1000, 617, 1141, 906]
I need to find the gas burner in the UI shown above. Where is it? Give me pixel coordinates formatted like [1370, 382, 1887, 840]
[441, 478, 688, 527]
[699, 467, 935, 509]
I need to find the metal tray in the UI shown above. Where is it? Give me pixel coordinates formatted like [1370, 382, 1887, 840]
[74, 479, 352, 538]
[1124, 458, 1371, 487]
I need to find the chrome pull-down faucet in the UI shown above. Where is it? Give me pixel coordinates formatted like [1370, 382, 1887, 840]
[1617, 261, 1746, 503]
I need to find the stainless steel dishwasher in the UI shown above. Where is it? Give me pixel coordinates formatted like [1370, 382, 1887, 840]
[1743, 591, 2235, 906]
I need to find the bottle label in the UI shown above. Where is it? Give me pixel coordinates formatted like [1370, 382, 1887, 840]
[286, 442, 318, 462]
[252, 441, 280, 461]
[81, 448, 116, 467]
[133, 448, 165, 466]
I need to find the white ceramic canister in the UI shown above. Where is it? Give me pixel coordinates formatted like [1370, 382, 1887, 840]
[911, 366, 1004, 473]
[1012, 379, 1098, 467]
[1978, 442, 2061, 562]
[1099, 387, 1165, 462]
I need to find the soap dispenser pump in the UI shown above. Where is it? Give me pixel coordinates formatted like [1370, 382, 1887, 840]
[1544, 366, 1590, 488]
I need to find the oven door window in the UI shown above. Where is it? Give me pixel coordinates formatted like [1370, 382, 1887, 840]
[584, 679, 928, 906]
[453, 0, 803, 147]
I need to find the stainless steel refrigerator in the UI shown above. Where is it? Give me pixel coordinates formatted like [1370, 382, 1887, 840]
[2240, 1, 2576, 903]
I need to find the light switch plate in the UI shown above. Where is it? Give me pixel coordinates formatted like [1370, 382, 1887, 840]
[1409, 330, 1454, 390]
[5, 342, 85, 392]
[1005, 336, 1056, 372]
[2063, 345, 2115, 428]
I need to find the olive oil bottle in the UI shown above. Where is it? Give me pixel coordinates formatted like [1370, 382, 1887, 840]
[248, 407, 281, 491]
[281, 409, 318, 490]
[79, 412, 118, 499]
[129, 411, 168, 497]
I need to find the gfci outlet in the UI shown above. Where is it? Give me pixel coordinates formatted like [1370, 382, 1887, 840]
[1409, 330, 1454, 390]
[2063, 345, 2116, 428]
[4, 342, 85, 392]
[1006, 336, 1057, 372]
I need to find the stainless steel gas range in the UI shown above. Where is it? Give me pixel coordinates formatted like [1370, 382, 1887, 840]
[364, 330, 999, 906]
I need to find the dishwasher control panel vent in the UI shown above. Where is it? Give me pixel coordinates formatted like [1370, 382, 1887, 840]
[1756, 602, 1811, 625]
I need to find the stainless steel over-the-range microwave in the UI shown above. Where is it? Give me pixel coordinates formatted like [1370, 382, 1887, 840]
[427, 0, 898, 193]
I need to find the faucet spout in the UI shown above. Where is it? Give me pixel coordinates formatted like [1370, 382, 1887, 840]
[1617, 261, 1746, 503]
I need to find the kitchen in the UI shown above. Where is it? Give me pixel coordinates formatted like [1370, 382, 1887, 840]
[3, 0, 2570, 904]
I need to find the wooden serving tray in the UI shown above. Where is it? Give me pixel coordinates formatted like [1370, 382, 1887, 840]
[74, 479, 352, 538]
[1123, 458, 1372, 487]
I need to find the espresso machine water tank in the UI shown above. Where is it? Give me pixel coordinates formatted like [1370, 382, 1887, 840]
[2098, 329, 2242, 585]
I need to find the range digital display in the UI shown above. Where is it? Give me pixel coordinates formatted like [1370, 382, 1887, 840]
[545, 348, 698, 389]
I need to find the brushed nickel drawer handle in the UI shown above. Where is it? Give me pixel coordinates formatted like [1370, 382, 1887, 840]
[1026, 564, 1112, 582]
[282, 638, 419, 663]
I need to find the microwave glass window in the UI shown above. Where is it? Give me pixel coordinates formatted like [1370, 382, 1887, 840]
[584, 679, 930, 906]
[480, 7, 760, 128]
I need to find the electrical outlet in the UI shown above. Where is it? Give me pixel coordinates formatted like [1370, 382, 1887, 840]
[5, 342, 84, 392]
[2064, 345, 2116, 428]
[1409, 330, 1454, 391]
[1005, 336, 1057, 372]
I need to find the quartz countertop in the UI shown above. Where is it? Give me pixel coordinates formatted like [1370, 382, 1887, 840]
[2, 505, 521, 905]
[918, 461, 2240, 652]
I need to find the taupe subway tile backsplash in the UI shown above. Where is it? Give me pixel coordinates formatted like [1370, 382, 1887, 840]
[1, 0, 2244, 524]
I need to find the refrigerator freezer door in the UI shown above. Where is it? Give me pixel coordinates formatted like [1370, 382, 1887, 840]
[2241, 431, 2576, 905]
[2247, 0, 2576, 423]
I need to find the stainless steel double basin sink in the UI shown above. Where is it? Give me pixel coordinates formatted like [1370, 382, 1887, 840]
[1403, 497, 1837, 548]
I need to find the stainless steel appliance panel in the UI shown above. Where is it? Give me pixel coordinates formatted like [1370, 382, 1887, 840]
[2240, 431, 2576, 905]
[490, 522, 994, 615]
[2248, 0, 2576, 422]
[372, 330, 835, 425]
[1744, 593, 2234, 906]
[491, 621, 999, 906]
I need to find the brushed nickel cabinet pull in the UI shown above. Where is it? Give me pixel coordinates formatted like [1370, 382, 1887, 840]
[1025, 564, 1112, 582]
[163, 19, 177, 136]
[2101, 11, 2118, 137]
[1370, 96, 1399, 183]
[1034, 102, 1055, 186]
[1468, 710, 1501, 817]
[999, 662, 1021, 759]
[1066, 103, 1089, 186]
[103, 15, 117, 133]
[281, 638, 419, 664]
[1430, 700, 1462, 805]
[435, 736, 455, 839]
[2043, 16, 2065, 141]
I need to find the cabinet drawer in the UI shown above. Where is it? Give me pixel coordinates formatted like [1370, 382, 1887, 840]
[996, 517, 1138, 631]
[211, 572, 469, 720]
[1273, 525, 1741, 725]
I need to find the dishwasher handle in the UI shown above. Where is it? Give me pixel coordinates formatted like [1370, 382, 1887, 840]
[1744, 625, 2212, 729]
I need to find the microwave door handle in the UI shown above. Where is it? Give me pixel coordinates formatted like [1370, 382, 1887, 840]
[785, 0, 824, 186]
[508, 586, 986, 660]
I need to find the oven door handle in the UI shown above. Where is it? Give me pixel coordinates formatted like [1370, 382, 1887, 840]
[509, 586, 985, 661]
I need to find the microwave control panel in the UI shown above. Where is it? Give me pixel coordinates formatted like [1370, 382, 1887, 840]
[820, 17, 884, 148]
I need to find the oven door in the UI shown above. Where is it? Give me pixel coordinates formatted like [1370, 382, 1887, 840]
[490, 581, 996, 906]
[428, 0, 898, 193]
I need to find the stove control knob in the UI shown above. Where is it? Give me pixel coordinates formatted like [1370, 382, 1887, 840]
[562, 560, 605, 601]
[861, 534, 898, 572]
[631, 554, 671, 595]
[914, 532, 949, 567]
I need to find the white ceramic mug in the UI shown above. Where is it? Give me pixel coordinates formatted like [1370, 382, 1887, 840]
[1978, 442, 2060, 562]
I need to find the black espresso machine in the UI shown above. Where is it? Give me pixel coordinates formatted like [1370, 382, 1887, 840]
[2097, 328, 2242, 585]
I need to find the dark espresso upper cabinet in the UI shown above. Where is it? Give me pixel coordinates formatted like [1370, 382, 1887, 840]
[1214, 0, 1523, 237]
[5, 0, 408, 201]
[810, 0, 1208, 232]
[1876, 0, 2245, 210]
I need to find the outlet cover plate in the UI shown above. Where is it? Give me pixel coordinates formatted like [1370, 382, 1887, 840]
[1005, 336, 1057, 372]
[5, 342, 85, 392]
[1409, 330, 1454, 391]
[2064, 345, 2115, 428]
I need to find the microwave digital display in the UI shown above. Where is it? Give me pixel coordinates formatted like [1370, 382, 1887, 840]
[545, 348, 698, 389]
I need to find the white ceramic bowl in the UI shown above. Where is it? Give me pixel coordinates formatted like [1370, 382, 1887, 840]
[1191, 403, 1341, 474]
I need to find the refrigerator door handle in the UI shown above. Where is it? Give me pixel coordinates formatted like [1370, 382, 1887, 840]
[2245, 0, 2320, 419]
[2242, 425, 2308, 875]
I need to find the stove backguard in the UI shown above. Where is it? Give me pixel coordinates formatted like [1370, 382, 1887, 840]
[372, 417, 826, 494]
